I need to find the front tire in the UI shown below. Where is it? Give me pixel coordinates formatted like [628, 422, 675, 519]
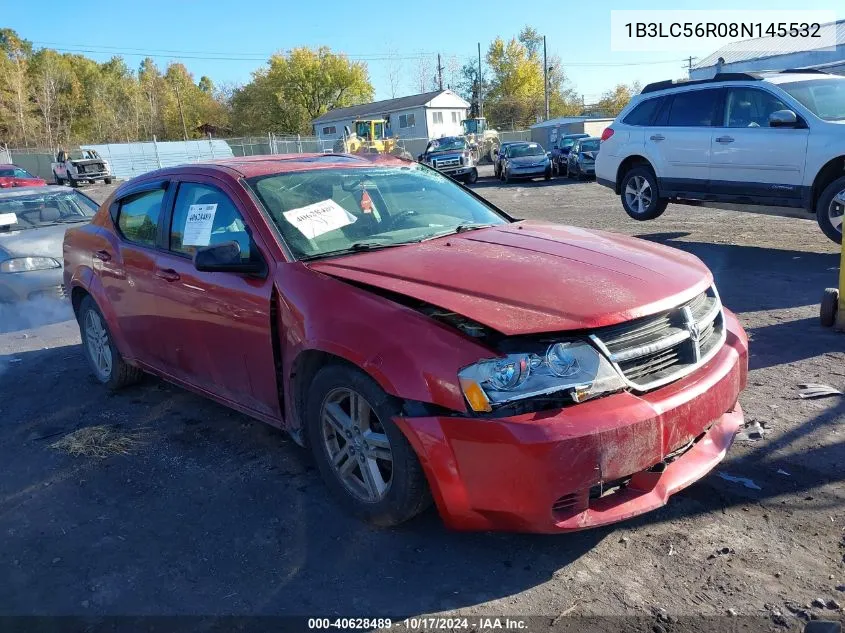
[816, 175, 845, 244]
[620, 166, 668, 221]
[104, 177, 113, 185]
[463, 168, 478, 185]
[305, 364, 431, 526]
[54, 172, 63, 185]
[78, 296, 143, 390]
[66, 173, 77, 187]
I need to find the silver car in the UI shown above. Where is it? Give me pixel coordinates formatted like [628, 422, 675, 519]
[0, 186, 98, 302]
[500, 142, 552, 183]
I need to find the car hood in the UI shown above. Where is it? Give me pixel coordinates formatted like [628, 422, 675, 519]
[509, 155, 547, 166]
[307, 221, 713, 335]
[0, 222, 83, 260]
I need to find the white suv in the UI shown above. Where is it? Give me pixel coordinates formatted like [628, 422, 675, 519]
[595, 70, 845, 243]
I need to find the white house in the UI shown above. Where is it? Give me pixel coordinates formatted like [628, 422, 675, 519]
[312, 89, 470, 142]
[690, 20, 845, 79]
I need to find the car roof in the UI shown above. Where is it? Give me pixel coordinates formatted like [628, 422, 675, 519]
[0, 185, 73, 198]
[561, 133, 590, 138]
[640, 70, 840, 96]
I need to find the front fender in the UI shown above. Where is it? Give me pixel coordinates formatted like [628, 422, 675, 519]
[277, 264, 490, 421]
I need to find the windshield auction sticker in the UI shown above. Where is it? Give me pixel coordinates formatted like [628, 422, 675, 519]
[0, 213, 17, 227]
[610, 10, 836, 52]
[283, 199, 357, 239]
[183, 204, 218, 246]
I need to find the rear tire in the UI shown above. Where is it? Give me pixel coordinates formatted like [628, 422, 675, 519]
[620, 166, 668, 221]
[78, 296, 143, 390]
[815, 175, 845, 245]
[54, 172, 63, 185]
[305, 363, 431, 526]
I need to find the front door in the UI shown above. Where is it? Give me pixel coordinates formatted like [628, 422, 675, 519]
[709, 86, 809, 201]
[646, 88, 722, 194]
[152, 177, 280, 418]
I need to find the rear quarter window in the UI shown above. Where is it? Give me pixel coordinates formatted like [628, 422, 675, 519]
[623, 97, 663, 126]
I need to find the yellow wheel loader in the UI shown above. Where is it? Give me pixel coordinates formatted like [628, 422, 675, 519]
[333, 120, 413, 160]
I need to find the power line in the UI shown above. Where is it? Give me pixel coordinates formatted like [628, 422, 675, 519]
[30, 40, 691, 67]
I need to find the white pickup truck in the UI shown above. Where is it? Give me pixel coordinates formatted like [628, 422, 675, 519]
[52, 149, 113, 186]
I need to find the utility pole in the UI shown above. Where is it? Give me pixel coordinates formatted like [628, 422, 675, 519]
[436, 54, 444, 91]
[174, 81, 188, 141]
[477, 42, 483, 119]
[543, 36, 549, 120]
[684, 56, 698, 77]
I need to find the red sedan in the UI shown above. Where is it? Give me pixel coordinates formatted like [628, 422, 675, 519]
[63, 155, 748, 533]
[0, 164, 47, 188]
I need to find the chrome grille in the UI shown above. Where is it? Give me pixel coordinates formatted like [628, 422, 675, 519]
[590, 287, 725, 391]
[434, 158, 460, 168]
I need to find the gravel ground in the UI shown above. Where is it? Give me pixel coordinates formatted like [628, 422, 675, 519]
[1, 170, 844, 630]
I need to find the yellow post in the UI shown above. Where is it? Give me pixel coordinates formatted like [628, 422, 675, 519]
[837, 235, 845, 330]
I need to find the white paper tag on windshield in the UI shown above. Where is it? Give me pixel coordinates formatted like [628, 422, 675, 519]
[283, 199, 356, 239]
[182, 204, 217, 246]
[0, 213, 17, 227]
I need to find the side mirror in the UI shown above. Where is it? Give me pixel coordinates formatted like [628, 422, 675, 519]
[194, 241, 266, 276]
[769, 109, 798, 128]
[417, 154, 423, 162]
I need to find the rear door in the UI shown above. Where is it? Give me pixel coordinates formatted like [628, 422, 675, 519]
[98, 182, 171, 367]
[646, 88, 722, 195]
[152, 175, 280, 418]
[709, 86, 809, 202]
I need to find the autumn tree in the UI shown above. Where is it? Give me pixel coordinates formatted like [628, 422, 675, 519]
[596, 82, 642, 116]
[232, 47, 372, 135]
[484, 26, 580, 129]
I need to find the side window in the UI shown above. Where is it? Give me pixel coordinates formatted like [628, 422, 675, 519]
[116, 189, 165, 247]
[665, 89, 720, 127]
[724, 88, 789, 128]
[623, 97, 663, 126]
[169, 183, 252, 263]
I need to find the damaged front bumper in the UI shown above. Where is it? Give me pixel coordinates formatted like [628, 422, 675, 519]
[394, 310, 748, 533]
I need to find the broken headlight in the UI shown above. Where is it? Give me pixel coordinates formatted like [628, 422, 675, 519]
[458, 341, 625, 413]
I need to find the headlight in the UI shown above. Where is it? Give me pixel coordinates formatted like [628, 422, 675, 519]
[458, 341, 625, 412]
[0, 256, 61, 273]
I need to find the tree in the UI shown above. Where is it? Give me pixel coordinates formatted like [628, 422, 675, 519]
[0, 29, 35, 147]
[384, 47, 402, 99]
[484, 27, 582, 128]
[231, 47, 372, 135]
[596, 82, 642, 116]
[485, 36, 544, 128]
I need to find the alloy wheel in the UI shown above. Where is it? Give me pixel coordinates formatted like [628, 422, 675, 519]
[84, 309, 113, 380]
[828, 188, 845, 236]
[320, 387, 393, 503]
[625, 175, 653, 215]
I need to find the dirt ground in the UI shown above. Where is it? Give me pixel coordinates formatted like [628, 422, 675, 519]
[1, 169, 844, 631]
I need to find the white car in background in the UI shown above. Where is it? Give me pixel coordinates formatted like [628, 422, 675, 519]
[595, 70, 845, 243]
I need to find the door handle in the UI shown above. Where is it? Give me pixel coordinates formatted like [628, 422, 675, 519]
[94, 249, 112, 262]
[649, 134, 665, 141]
[155, 268, 181, 282]
[715, 136, 735, 143]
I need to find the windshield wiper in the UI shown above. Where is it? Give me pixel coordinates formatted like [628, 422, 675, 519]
[299, 241, 411, 261]
[421, 223, 496, 241]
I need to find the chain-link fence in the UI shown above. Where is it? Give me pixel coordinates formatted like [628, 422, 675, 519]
[5, 130, 533, 182]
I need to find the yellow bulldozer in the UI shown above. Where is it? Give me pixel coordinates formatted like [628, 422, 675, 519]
[333, 119, 413, 160]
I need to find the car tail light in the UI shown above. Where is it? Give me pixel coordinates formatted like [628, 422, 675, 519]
[600, 127, 614, 142]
